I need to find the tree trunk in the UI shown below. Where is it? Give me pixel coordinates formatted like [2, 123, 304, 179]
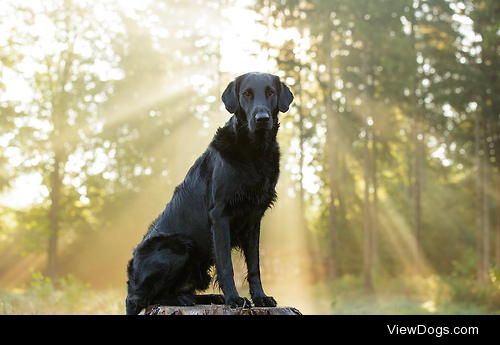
[413, 119, 423, 249]
[47, 154, 61, 281]
[406, 122, 413, 221]
[361, 50, 374, 291]
[474, 11, 497, 278]
[46, 9, 74, 281]
[363, 128, 373, 292]
[141, 305, 302, 315]
[408, 2, 423, 255]
[371, 131, 378, 271]
[298, 69, 306, 226]
[338, 151, 347, 221]
[296, 68, 319, 281]
[482, 157, 490, 281]
[215, 0, 223, 100]
[496, 172, 500, 268]
[481, 120, 490, 281]
[475, 112, 487, 284]
[325, 33, 338, 281]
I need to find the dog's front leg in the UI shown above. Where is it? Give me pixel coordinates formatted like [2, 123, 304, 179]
[210, 205, 251, 308]
[243, 223, 277, 307]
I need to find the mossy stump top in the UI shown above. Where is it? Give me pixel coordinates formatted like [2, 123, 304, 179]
[140, 305, 302, 315]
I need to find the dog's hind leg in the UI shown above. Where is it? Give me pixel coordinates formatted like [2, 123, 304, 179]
[126, 295, 144, 315]
[126, 233, 199, 314]
[154, 294, 196, 306]
[193, 294, 225, 305]
[153, 294, 225, 306]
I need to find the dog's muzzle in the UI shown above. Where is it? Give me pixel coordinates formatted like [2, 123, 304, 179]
[255, 111, 270, 123]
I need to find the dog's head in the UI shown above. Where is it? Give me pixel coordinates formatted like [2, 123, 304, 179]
[221, 72, 294, 133]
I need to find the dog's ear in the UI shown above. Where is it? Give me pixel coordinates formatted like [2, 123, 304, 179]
[278, 80, 294, 113]
[221, 80, 239, 114]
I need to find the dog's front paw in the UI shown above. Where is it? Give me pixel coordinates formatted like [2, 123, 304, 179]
[252, 296, 277, 307]
[226, 296, 252, 309]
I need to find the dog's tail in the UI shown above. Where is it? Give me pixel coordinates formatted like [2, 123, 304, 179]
[126, 233, 195, 315]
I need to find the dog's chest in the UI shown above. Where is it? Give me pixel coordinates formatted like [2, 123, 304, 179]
[228, 161, 278, 211]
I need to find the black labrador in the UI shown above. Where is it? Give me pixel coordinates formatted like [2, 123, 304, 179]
[126, 72, 293, 314]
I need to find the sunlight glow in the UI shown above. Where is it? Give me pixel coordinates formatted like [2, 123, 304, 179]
[0, 0, 492, 316]
[0, 173, 48, 209]
[0, 0, 299, 210]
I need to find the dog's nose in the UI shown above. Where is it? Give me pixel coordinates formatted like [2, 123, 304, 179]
[255, 111, 270, 122]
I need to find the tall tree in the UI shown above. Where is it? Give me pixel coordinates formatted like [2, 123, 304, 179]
[1, 0, 124, 280]
[467, 0, 499, 282]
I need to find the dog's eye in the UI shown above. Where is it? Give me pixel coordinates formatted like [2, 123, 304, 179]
[243, 90, 253, 98]
[266, 89, 275, 97]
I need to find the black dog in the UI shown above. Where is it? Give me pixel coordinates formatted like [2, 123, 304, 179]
[126, 72, 293, 315]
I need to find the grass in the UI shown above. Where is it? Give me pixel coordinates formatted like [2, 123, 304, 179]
[305, 274, 500, 315]
[0, 272, 498, 315]
[325, 294, 494, 315]
[0, 273, 124, 315]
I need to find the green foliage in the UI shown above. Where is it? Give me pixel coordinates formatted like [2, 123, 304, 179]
[446, 254, 500, 311]
[0, 0, 498, 314]
[23, 272, 91, 312]
[446, 274, 500, 312]
[0, 272, 122, 314]
[307, 274, 497, 314]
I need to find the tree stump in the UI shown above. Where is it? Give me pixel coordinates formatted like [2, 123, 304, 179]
[140, 305, 302, 315]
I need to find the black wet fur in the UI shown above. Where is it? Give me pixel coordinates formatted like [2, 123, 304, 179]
[126, 73, 293, 314]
